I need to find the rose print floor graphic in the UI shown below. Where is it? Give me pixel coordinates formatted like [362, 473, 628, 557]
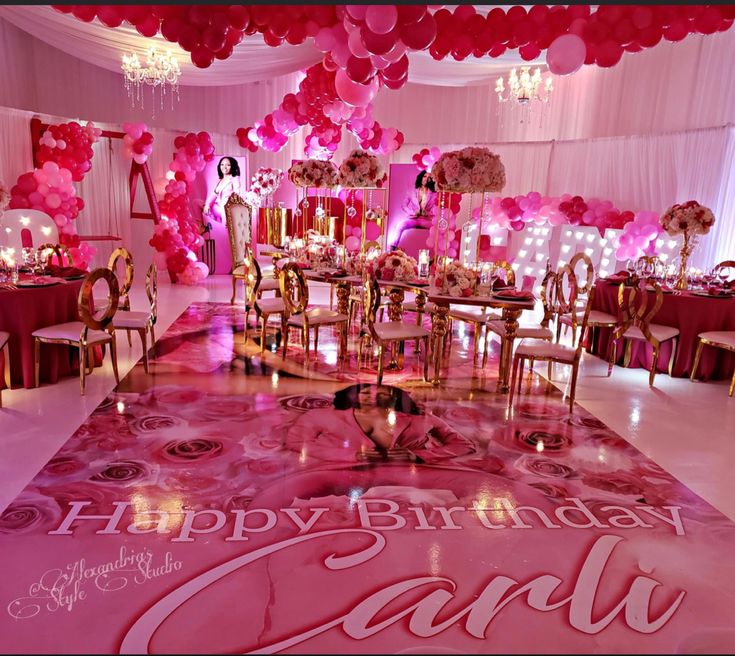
[2, 302, 735, 653]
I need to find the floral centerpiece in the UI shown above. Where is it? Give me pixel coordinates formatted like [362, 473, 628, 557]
[434, 261, 478, 297]
[287, 159, 338, 188]
[660, 200, 715, 290]
[431, 147, 506, 193]
[338, 149, 387, 188]
[250, 167, 283, 204]
[367, 249, 417, 282]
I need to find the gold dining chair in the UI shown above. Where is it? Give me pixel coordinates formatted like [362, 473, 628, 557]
[713, 260, 735, 284]
[690, 331, 735, 397]
[107, 247, 134, 312]
[607, 277, 679, 387]
[280, 261, 349, 364]
[0, 331, 10, 408]
[37, 242, 73, 267]
[557, 254, 617, 347]
[111, 263, 157, 374]
[32, 268, 120, 395]
[359, 274, 431, 385]
[483, 267, 558, 370]
[244, 251, 285, 353]
[509, 287, 598, 413]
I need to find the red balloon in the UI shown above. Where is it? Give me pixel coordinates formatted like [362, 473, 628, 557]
[97, 6, 123, 28]
[203, 26, 226, 51]
[178, 24, 201, 52]
[360, 25, 399, 55]
[637, 25, 663, 48]
[400, 14, 437, 50]
[228, 5, 250, 30]
[262, 31, 284, 47]
[136, 15, 160, 38]
[187, 5, 211, 29]
[382, 54, 408, 81]
[397, 5, 426, 25]
[663, 19, 690, 42]
[346, 55, 375, 84]
[519, 43, 541, 61]
[694, 7, 722, 34]
[286, 22, 307, 45]
[506, 6, 527, 23]
[161, 17, 183, 42]
[192, 46, 215, 68]
[71, 5, 96, 22]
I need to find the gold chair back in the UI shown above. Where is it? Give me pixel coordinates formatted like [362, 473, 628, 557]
[493, 260, 516, 287]
[362, 240, 381, 255]
[79, 268, 119, 334]
[37, 242, 73, 267]
[224, 193, 254, 268]
[145, 263, 158, 326]
[555, 264, 579, 316]
[107, 247, 134, 310]
[279, 261, 309, 319]
[615, 276, 664, 348]
[569, 252, 595, 296]
[243, 248, 264, 310]
[573, 286, 597, 362]
[362, 274, 382, 343]
[539, 269, 560, 328]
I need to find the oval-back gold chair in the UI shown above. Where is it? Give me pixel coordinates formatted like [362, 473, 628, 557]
[244, 250, 285, 353]
[107, 247, 134, 312]
[493, 260, 516, 288]
[713, 260, 735, 283]
[279, 261, 348, 364]
[32, 268, 120, 395]
[607, 277, 680, 387]
[112, 264, 158, 374]
[37, 242, 73, 267]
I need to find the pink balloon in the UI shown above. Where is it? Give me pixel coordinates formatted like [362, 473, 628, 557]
[345, 235, 361, 251]
[335, 69, 378, 107]
[365, 5, 398, 35]
[546, 34, 586, 76]
[46, 193, 62, 208]
[365, 221, 381, 240]
[348, 26, 371, 58]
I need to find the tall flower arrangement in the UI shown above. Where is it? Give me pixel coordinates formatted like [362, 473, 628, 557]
[250, 167, 283, 203]
[338, 149, 387, 188]
[431, 147, 506, 194]
[287, 160, 338, 188]
[660, 201, 715, 290]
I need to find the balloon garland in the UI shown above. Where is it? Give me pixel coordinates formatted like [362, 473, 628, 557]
[8, 120, 101, 269]
[148, 132, 214, 285]
[122, 122, 154, 165]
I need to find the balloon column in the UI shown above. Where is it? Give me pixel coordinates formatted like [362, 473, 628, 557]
[149, 132, 214, 284]
[427, 193, 462, 260]
[122, 122, 154, 165]
[8, 120, 101, 269]
[412, 147, 442, 172]
[614, 211, 663, 262]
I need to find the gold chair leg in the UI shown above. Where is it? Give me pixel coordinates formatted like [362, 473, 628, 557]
[150, 324, 156, 347]
[569, 362, 579, 412]
[339, 322, 347, 362]
[2, 342, 9, 392]
[314, 326, 320, 353]
[607, 338, 618, 377]
[303, 325, 310, 364]
[281, 321, 289, 360]
[547, 360, 552, 380]
[571, 325, 577, 348]
[329, 285, 334, 310]
[482, 329, 490, 369]
[230, 277, 236, 305]
[244, 308, 251, 341]
[649, 347, 659, 387]
[397, 340, 405, 368]
[423, 336, 430, 382]
[79, 345, 86, 395]
[527, 357, 535, 382]
[508, 354, 521, 410]
[473, 321, 481, 366]
[729, 367, 735, 397]
[34, 338, 41, 388]
[110, 338, 120, 385]
[517, 356, 525, 395]
[555, 319, 562, 344]
[260, 313, 268, 354]
[377, 344, 384, 385]
[139, 329, 149, 374]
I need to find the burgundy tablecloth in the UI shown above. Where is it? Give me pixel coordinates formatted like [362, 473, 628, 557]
[588, 282, 735, 380]
[0, 279, 88, 389]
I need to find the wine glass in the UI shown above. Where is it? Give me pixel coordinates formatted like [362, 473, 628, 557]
[625, 259, 636, 277]
[717, 266, 731, 288]
[21, 247, 35, 271]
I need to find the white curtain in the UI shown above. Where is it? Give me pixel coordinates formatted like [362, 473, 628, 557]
[0, 106, 33, 189]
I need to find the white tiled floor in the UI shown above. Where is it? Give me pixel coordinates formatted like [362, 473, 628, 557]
[1, 274, 734, 524]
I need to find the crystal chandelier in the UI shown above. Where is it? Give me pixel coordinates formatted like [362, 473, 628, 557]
[495, 66, 553, 104]
[121, 47, 181, 117]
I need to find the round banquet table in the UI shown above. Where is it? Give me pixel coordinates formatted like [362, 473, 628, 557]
[0, 278, 93, 390]
[588, 281, 735, 380]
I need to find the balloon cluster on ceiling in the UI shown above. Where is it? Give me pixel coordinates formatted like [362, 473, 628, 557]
[55, 4, 735, 157]
[8, 120, 101, 269]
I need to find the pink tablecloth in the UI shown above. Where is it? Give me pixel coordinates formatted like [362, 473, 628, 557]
[588, 282, 735, 380]
[0, 279, 88, 389]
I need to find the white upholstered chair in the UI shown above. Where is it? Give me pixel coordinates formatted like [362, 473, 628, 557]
[691, 331, 735, 397]
[112, 263, 157, 373]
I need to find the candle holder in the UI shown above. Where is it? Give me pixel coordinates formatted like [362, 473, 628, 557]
[418, 249, 430, 280]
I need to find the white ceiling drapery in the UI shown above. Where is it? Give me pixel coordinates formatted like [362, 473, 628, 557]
[0, 5, 534, 88]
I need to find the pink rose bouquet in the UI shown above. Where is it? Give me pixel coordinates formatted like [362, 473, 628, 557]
[660, 200, 715, 236]
[434, 261, 478, 297]
[338, 149, 387, 188]
[250, 167, 283, 201]
[288, 159, 338, 188]
[431, 147, 506, 193]
[368, 249, 417, 282]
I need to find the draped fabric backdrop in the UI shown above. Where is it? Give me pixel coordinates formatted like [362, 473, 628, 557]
[1, 12, 734, 269]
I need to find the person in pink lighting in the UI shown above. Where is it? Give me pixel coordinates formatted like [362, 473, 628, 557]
[203, 156, 241, 224]
[391, 170, 437, 249]
[284, 383, 475, 464]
